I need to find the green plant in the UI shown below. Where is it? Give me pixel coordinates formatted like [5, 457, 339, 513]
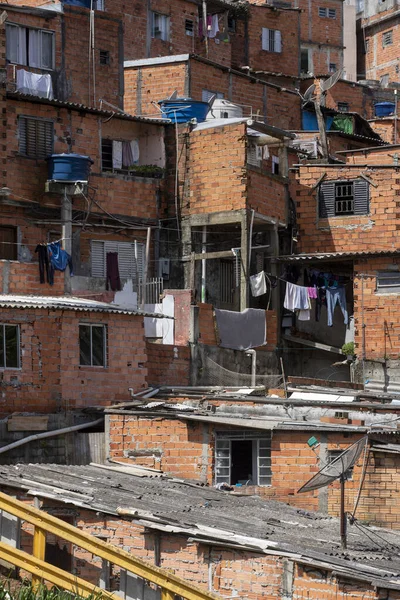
[127, 164, 164, 178]
[341, 342, 355, 356]
[0, 580, 102, 600]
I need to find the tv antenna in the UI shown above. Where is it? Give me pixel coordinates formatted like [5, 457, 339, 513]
[297, 436, 368, 550]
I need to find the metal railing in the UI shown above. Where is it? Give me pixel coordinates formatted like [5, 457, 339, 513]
[0, 491, 219, 600]
[137, 277, 164, 305]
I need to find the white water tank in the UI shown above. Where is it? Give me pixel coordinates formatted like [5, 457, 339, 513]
[206, 99, 243, 120]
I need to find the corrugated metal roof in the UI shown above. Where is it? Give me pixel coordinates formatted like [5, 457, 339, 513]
[2, 462, 400, 589]
[7, 92, 170, 125]
[276, 249, 400, 262]
[0, 294, 169, 318]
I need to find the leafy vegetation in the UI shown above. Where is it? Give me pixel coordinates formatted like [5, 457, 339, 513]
[0, 580, 100, 600]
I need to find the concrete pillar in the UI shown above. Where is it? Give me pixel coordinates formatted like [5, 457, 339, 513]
[61, 190, 72, 294]
[182, 219, 192, 290]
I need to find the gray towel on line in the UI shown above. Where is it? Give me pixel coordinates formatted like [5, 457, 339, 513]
[214, 308, 266, 350]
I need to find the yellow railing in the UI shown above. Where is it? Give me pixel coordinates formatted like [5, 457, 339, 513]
[0, 491, 219, 600]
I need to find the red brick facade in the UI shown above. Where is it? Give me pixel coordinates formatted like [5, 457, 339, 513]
[0, 308, 147, 415]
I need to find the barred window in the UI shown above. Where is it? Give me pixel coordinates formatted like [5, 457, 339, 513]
[262, 28, 282, 53]
[319, 179, 369, 218]
[79, 324, 106, 367]
[382, 30, 393, 47]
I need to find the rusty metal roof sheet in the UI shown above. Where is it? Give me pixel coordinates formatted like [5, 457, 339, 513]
[276, 250, 400, 262]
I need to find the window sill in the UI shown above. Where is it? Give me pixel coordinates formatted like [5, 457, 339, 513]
[79, 365, 107, 369]
[8, 62, 54, 73]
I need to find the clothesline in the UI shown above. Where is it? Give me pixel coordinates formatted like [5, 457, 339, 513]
[0, 237, 71, 247]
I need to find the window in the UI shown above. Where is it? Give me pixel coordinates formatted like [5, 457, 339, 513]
[79, 324, 106, 367]
[301, 48, 310, 74]
[318, 179, 369, 218]
[151, 12, 169, 41]
[215, 430, 272, 486]
[227, 16, 236, 33]
[337, 101, 349, 112]
[99, 50, 110, 65]
[101, 138, 140, 173]
[318, 7, 336, 18]
[18, 116, 54, 159]
[6, 23, 54, 69]
[91, 240, 145, 280]
[247, 143, 261, 168]
[262, 28, 282, 53]
[185, 19, 194, 36]
[0, 324, 20, 369]
[382, 30, 393, 47]
[377, 271, 400, 293]
[329, 63, 337, 73]
[328, 450, 354, 480]
[272, 155, 280, 175]
[0, 226, 17, 260]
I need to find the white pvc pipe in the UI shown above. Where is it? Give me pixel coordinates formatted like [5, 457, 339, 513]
[246, 349, 257, 387]
[201, 226, 207, 303]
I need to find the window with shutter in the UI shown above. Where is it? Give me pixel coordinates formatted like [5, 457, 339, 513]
[18, 116, 53, 159]
[319, 179, 369, 218]
[91, 240, 145, 280]
[262, 28, 282, 53]
[382, 30, 393, 47]
[377, 272, 400, 293]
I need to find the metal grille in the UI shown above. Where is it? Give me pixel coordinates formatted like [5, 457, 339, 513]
[138, 277, 163, 305]
[219, 260, 234, 307]
[383, 30, 393, 47]
[91, 240, 145, 280]
[19, 117, 53, 159]
[334, 182, 354, 215]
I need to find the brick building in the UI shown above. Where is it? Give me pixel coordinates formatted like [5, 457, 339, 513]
[104, 396, 400, 529]
[3, 462, 400, 599]
[358, 0, 400, 84]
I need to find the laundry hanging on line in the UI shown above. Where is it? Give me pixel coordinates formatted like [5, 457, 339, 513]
[250, 271, 267, 297]
[214, 308, 266, 350]
[35, 241, 73, 286]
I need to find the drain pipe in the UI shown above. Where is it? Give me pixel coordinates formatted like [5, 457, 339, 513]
[246, 349, 257, 387]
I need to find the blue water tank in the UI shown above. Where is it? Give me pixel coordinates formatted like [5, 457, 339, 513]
[375, 102, 396, 117]
[47, 154, 93, 182]
[158, 98, 210, 123]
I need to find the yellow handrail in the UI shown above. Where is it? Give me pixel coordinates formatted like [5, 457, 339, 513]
[0, 491, 219, 600]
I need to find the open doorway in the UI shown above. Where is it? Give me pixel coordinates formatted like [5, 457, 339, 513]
[231, 440, 254, 485]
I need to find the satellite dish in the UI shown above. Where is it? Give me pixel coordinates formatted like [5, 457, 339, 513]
[302, 83, 316, 103]
[207, 94, 217, 108]
[320, 69, 344, 93]
[298, 437, 367, 493]
[298, 436, 368, 550]
[167, 90, 178, 100]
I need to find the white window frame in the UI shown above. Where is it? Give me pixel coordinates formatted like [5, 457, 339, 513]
[262, 28, 282, 53]
[0, 324, 20, 369]
[6, 23, 55, 70]
[376, 271, 400, 294]
[215, 430, 272, 487]
[79, 323, 107, 368]
[90, 240, 145, 281]
[272, 155, 280, 175]
[151, 12, 170, 41]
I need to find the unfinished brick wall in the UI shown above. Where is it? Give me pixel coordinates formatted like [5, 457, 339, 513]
[0, 308, 147, 415]
[124, 57, 302, 129]
[4, 6, 123, 107]
[245, 5, 300, 76]
[363, 10, 400, 83]
[0, 261, 65, 295]
[247, 168, 287, 224]
[145, 342, 191, 387]
[353, 257, 400, 360]
[186, 122, 247, 216]
[108, 416, 386, 521]
[295, 164, 399, 255]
